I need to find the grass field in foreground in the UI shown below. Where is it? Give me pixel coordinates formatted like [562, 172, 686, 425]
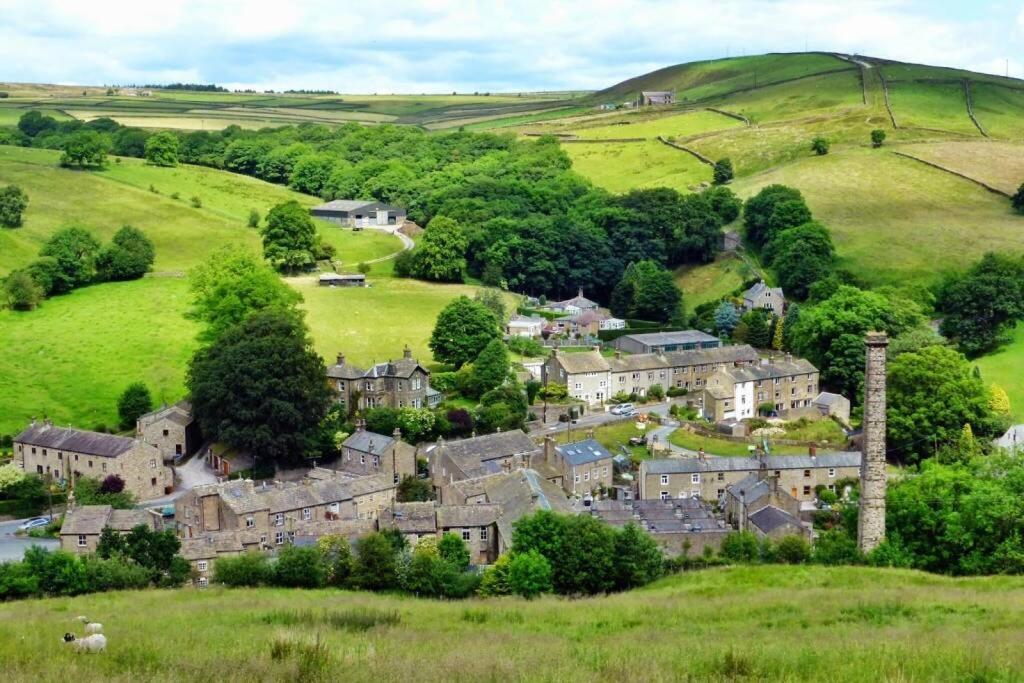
[0, 278, 198, 436]
[563, 140, 712, 194]
[3, 565, 1024, 682]
[730, 147, 1024, 287]
[975, 322, 1024, 423]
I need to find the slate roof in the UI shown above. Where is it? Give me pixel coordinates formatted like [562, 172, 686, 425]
[642, 452, 861, 475]
[556, 439, 613, 466]
[661, 345, 760, 367]
[744, 281, 784, 302]
[448, 473, 503, 503]
[550, 289, 598, 310]
[15, 423, 138, 458]
[553, 350, 610, 374]
[108, 509, 154, 531]
[326, 352, 425, 381]
[814, 392, 845, 406]
[382, 502, 438, 534]
[435, 431, 539, 464]
[484, 469, 575, 544]
[609, 353, 673, 372]
[436, 504, 500, 528]
[343, 430, 396, 456]
[722, 473, 770, 505]
[311, 199, 376, 212]
[138, 401, 192, 428]
[61, 505, 112, 535]
[749, 505, 801, 534]
[614, 330, 720, 348]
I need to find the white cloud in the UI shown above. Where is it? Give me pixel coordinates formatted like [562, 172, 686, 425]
[0, 0, 1020, 91]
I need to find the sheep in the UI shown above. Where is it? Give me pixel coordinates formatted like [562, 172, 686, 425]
[62, 633, 107, 653]
[76, 616, 103, 634]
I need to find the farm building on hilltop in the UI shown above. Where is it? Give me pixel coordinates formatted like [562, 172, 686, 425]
[641, 91, 674, 105]
[309, 200, 406, 228]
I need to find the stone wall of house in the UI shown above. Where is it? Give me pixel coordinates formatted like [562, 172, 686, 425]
[139, 418, 188, 463]
[439, 523, 498, 565]
[643, 464, 859, 503]
[17, 440, 168, 501]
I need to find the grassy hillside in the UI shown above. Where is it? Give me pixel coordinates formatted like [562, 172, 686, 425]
[562, 140, 712, 194]
[3, 565, 1024, 681]
[975, 322, 1024, 422]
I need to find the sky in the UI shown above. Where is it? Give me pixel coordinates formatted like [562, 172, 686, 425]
[1, 0, 1022, 93]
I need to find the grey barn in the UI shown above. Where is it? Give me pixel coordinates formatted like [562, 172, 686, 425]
[310, 200, 406, 228]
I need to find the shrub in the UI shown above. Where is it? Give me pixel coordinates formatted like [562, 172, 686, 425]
[507, 335, 545, 357]
[1013, 183, 1024, 215]
[720, 531, 760, 563]
[775, 535, 811, 564]
[352, 533, 399, 590]
[811, 137, 830, 155]
[213, 552, 272, 587]
[0, 184, 29, 228]
[870, 129, 887, 148]
[712, 158, 734, 184]
[117, 381, 153, 430]
[438, 532, 471, 569]
[508, 550, 553, 599]
[248, 208, 261, 228]
[813, 530, 862, 566]
[272, 545, 328, 588]
[99, 474, 125, 494]
[3, 270, 43, 311]
[190, 196, 203, 208]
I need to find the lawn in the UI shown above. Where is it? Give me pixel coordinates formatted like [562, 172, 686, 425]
[894, 140, 1024, 196]
[668, 428, 818, 457]
[4, 565, 1024, 681]
[730, 147, 1024, 287]
[674, 254, 753, 310]
[975, 321, 1024, 422]
[0, 278, 198, 436]
[563, 140, 712, 194]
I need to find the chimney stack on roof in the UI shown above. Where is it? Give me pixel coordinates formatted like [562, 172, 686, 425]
[336, 352, 345, 366]
[393, 427, 402, 440]
[403, 345, 412, 360]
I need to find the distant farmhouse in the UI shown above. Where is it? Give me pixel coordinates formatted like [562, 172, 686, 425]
[641, 91, 674, 105]
[742, 280, 785, 317]
[612, 330, 721, 355]
[326, 347, 440, 411]
[319, 272, 366, 287]
[310, 200, 406, 228]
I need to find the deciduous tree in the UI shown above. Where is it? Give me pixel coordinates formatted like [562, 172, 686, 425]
[429, 296, 500, 369]
[0, 185, 28, 227]
[117, 381, 153, 431]
[261, 200, 318, 273]
[144, 131, 179, 167]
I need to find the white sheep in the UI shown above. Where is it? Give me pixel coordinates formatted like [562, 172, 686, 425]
[76, 616, 103, 634]
[63, 632, 107, 653]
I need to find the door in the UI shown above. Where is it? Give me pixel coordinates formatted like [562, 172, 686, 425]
[377, 210, 387, 225]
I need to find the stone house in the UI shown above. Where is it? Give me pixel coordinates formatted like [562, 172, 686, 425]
[179, 530, 262, 588]
[742, 280, 785, 317]
[427, 431, 542, 501]
[15, 421, 171, 501]
[136, 401, 200, 463]
[60, 505, 158, 554]
[813, 392, 852, 426]
[542, 347, 612, 404]
[589, 498, 730, 556]
[506, 314, 545, 338]
[438, 472, 502, 505]
[309, 199, 406, 227]
[638, 451, 861, 503]
[612, 330, 721, 355]
[641, 91, 674, 105]
[721, 473, 812, 541]
[378, 502, 438, 546]
[333, 424, 417, 482]
[701, 355, 819, 422]
[542, 288, 600, 316]
[327, 347, 435, 411]
[543, 436, 614, 496]
[436, 505, 501, 565]
[482, 469, 576, 553]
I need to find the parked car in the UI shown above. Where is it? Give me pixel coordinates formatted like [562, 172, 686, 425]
[610, 403, 635, 416]
[17, 516, 51, 531]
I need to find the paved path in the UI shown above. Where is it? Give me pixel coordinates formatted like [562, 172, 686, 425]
[364, 225, 414, 264]
[139, 454, 219, 508]
[0, 518, 58, 561]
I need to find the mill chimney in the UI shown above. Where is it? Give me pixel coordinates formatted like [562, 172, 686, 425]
[858, 331, 889, 553]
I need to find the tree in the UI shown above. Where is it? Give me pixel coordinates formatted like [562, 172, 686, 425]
[187, 310, 332, 467]
[775, 535, 810, 564]
[288, 153, 336, 195]
[469, 339, 510, 397]
[871, 129, 887, 148]
[741, 309, 771, 348]
[613, 523, 664, 589]
[214, 552, 271, 587]
[352, 532, 399, 590]
[438, 532, 471, 569]
[59, 130, 109, 168]
[99, 475, 125, 494]
[188, 248, 303, 343]
[720, 531, 760, 563]
[1013, 183, 1024, 215]
[887, 345, 1004, 463]
[743, 185, 804, 248]
[96, 225, 155, 281]
[272, 545, 327, 588]
[811, 137, 830, 155]
[316, 535, 353, 587]
[813, 530, 861, 566]
[261, 200, 318, 273]
[989, 384, 1011, 417]
[117, 382, 153, 430]
[936, 253, 1024, 357]
[508, 550, 553, 598]
[714, 300, 740, 337]
[39, 227, 101, 293]
[18, 110, 58, 137]
[429, 296, 500, 369]
[3, 270, 43, 310]
[703, 185, 742, 224]
[473, 289, 506, 322]
[772, 315, 785, 350]
[477, 383, 529, 433]
[411, 216, 467, 282]
[396, 474, 434, 502]
[0, 463, 26, 492]
[247, 208, 261, 228]
[611, 260, 682, 323]
[768, 221, 835, 300]
[144, 131, 179, 167]
[0, 185, 28, 227]
[712, 158, 734, 184]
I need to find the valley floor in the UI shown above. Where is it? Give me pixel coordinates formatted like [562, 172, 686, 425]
[3, 565, 1023, 682]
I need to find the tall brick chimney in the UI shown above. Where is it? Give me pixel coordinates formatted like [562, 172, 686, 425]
[858, 331, 888, 554]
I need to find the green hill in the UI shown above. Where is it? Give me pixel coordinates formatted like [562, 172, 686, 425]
[3, 565, 1023, 682]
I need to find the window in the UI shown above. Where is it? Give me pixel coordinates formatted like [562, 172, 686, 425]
[275, 531, 285, 545]
[660, 475, 669, 485]
[828, 468, 836, 478]
[329, 503, 339, 514]
[149, 459, 157, 469]
[717, 472, 724, 481]
[77, 535, 87, 547]
[803, 485, 811, 495]
[274, 513, 284, 526]
[574, 383, 581, 390]
[246, 515, 255, 528]
[803, 469, 811, 478]
[360, 454, 365, 465]
[198, 577, 208, 588]
[660, 491, 669, 501]
[480, 527, 488, 541]
[302, 508, 312, 521]
[151, 477, 157, 487]
[163, 429, 169, 437]
[88, 460, 93, 468]
[691, 473, 700, 484]
[260, 535, 267, 545]
[42, 448, 47, 457]
[197, 561, 208, 572]
[462, 529, 471, 541]
[584, 471, 590, 482]
[57, 451, 62, 460]
[101, 462, 107, 472]
[574, 474, 580, 483]
[372, 455, 380, 468]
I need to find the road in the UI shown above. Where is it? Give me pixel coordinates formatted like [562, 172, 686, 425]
[0, 517, 58, 561]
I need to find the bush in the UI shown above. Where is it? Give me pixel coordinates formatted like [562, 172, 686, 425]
[99, 474, 125, 494]
[720, 531, 760, 563]
[811, 137, 830, 155]
[0, 184, 29, 228]
[117, 381, 153, 430]
[214, 552, 272, 587]
[813, 530, 862, 566]
[272, 545, 327, 588]
[712, 158, 734, 184]
[248, 208, 261, 228]
[3, 270, 43, 311]
[870, 129, 887, 148]
[352, 533, 399, 590]
[438, 532, 471, 570]
[1013, 183, 1024, 215]
[508, 550, 553, 599]
[190, 196, 203, 208]
[507, 335, 545, 357]
[775, 535, 811, 564]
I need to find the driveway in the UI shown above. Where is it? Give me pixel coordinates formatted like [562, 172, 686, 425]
[138, 454, 218, 508]
[0, 518, 58, 561]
